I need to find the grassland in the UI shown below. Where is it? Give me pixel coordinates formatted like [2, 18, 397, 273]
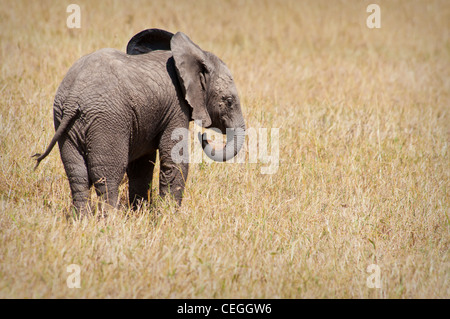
[0, 0, 448, 298]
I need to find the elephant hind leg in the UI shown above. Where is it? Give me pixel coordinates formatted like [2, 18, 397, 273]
[58, 138, 91, 217]
[88, 165, 125, 212]
[87, 150, 128, 212]
[127, 150, 157, 209]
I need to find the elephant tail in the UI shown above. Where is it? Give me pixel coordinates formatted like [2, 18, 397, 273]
[32, 109, 79, 170]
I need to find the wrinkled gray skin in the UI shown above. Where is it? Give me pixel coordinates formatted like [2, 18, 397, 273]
[34, 29, 245, 215]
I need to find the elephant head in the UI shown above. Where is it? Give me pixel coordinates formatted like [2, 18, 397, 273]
[127, 29, 246, 162]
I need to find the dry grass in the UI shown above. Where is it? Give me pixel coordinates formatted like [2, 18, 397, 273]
[0, 0, 449, 298]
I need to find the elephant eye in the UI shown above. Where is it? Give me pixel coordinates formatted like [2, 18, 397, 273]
[225, 97, 233, 107]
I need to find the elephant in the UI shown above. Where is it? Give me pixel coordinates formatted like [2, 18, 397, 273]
[33, 28, 246, 215]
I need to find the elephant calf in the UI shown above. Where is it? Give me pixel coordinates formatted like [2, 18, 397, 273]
[34, 29, 245, 215]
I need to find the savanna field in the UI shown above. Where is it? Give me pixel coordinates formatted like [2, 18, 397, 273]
[0, 0, 448, 298]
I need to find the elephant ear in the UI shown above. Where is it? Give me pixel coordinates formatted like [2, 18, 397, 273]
[171, 32, 212, 128]
[126, 29, 174, 55]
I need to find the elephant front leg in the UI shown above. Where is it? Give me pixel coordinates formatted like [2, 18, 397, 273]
[159, 161, 188, 205]
[158, 136, 189, 206]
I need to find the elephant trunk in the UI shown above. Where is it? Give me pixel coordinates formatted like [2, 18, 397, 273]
[199, 122, 246, 162]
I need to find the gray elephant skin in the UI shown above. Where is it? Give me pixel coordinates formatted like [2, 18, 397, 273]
[34, 28, 246, 215]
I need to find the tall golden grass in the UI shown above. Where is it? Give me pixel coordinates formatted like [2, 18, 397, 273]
[0, 0, 448, 298]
